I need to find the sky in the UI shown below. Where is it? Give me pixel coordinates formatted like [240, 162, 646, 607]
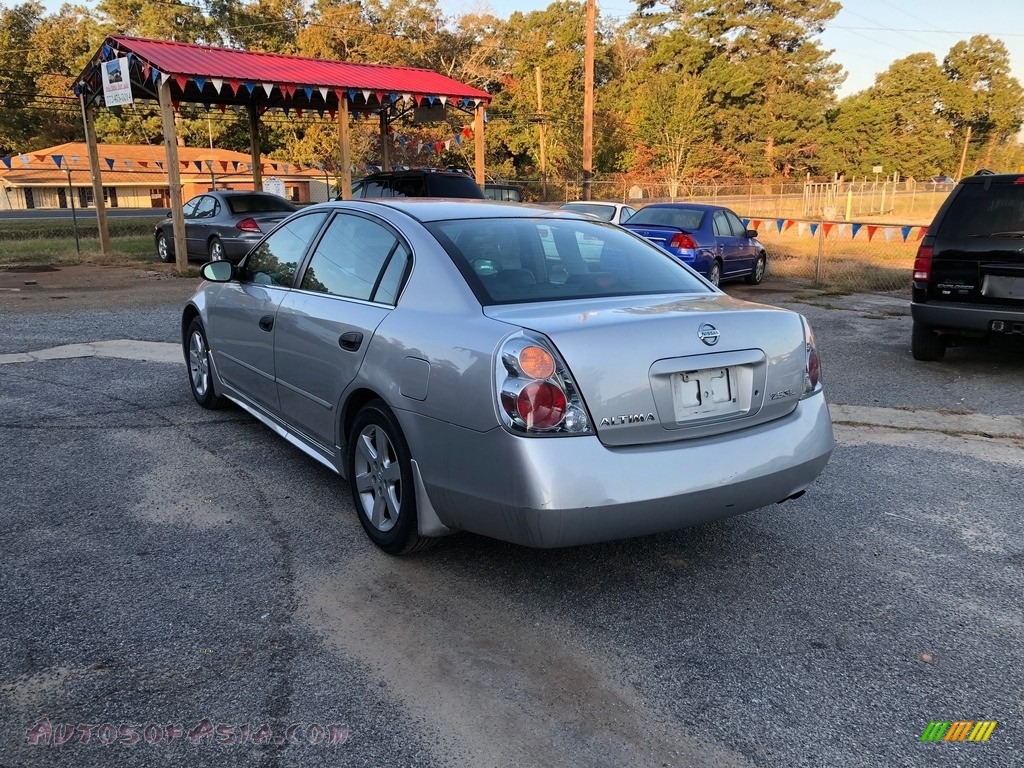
[442, 0, 1024, 98]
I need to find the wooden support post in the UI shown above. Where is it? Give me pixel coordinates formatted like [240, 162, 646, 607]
[535, 67, 547, 181]
[79, 96, 111, 257]
[247, 103, 263, 192]
[379, 110, 390, 171]
[337, 99, 352, 200]
[474, 102, 485, 186]
[157, 79, 188, 273]
[582, 0, 595, 201]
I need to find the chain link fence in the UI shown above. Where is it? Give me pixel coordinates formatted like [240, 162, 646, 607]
[502, 177, 925, 294]
[740, 216, 922, 294]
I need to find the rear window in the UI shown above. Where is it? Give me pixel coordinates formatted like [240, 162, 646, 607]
[426, 217, 711, 305]
[938, 183, 1024, 237]
[561, 203, 615, 221]
[627, 207, 705, 230]
[226, 194, 298, 214]
[426, 175, 485, 199]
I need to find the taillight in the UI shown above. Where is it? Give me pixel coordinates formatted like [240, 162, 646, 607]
[669, 233, 697, 249]
[801, 317, 822, 398]
[913, 244, 933, 281]
[496, 333, 591, 435]
[236, 217, 261, 233]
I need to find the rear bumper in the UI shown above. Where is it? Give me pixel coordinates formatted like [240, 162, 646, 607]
[398, 392, 834, 548]
[911, 300, 1024, 333]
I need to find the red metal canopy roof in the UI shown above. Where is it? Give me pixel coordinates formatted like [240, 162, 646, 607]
[76, 35, 490, 107]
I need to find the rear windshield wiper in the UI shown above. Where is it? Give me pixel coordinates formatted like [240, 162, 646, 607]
[969, 231, 1024, 237]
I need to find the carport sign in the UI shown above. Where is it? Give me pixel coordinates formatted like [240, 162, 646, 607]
[102, 57, 133, 106]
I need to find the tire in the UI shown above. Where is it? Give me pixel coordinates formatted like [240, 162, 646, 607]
[707, 259, 722, 287]
[186, 317, 226, 409]
[209, 237, 226, 262]
[745, 254, 767, 285]
[911, 320, 946, 361]
[156, 231, 173, 263]
[348, 400, 435, 555]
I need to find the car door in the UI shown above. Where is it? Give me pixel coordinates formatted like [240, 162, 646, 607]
[712, 209, 741, 274]
[207, 211, 330, 415]
[724, 208, 756, 273]
[275, 211, 411, 448]
[187, 195, 217, 257]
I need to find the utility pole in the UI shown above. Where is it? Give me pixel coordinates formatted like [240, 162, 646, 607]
[582, 0, 595, 201]
[956, 124, 973, 181]
[535, 66, 548, 199]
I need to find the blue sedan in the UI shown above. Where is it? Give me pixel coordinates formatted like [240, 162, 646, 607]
[623, 203, 767, 286]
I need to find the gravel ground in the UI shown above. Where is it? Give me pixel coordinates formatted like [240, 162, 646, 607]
[0, 268, 1021, 767]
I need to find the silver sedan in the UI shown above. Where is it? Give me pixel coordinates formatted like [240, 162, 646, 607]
[182, 200, 833, 553]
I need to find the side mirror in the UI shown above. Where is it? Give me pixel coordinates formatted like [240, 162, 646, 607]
[200, 260, 234, 282]
[745, 229, 758, 238]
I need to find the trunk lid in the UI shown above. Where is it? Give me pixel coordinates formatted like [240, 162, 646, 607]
[485, 294, 808, 446]
[622, 223, 687, 251]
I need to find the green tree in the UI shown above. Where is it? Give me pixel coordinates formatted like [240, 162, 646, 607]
[0, 2, 43, 154]
[942, 35, 1024, 170]
[94, 0, 215, 43]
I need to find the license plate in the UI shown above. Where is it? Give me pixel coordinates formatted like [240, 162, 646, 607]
[672, 367, 740, 421]
[982, 275, 1024, 300]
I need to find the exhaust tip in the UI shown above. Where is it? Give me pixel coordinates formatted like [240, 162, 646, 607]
[776, 489, 806, 505]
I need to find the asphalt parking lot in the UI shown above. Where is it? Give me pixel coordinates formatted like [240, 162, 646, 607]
[1, 268, 1022, 767]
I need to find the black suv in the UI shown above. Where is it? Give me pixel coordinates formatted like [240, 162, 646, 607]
[911, 171, 1024, 360]
[348, 169, 484, 199]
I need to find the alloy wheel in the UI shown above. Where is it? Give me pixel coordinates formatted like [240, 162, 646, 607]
[353, 424, 403, 532]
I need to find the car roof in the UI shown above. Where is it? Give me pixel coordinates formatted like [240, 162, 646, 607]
[639, 203, 725, 212]
[959, 172, 1024, 184]
[562, 201, 618, 207]
[213, 190, 283, 198]
[309, 199, 590, 223]
[361, 168, 470, 179]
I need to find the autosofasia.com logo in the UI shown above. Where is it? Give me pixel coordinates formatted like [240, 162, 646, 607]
[920, 721, 998, 743]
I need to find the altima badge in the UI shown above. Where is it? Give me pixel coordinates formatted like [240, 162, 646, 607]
[697, 323, 720, 346]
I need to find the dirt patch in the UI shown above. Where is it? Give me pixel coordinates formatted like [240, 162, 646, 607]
[0, 265, 58, 273]
[0, 264, 199, 311]
[299, 553, 751, 768]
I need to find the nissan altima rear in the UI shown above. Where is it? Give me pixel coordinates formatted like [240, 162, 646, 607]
[183, 200, 833, 552]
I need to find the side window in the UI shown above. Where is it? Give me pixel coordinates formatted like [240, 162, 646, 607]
[713, 211, 730, 237]
[300, 214, 408, 303]
[194, 196, 216, 219]
[182, 197, 201, 219]
[392, 178, 423, 197]
[241, 212, 329, 288]
[623, 207, 637, 221]
[359, 181, 390, 198]
[725, 210, 747, 237]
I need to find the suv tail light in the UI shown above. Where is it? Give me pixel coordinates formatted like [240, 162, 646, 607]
[913, 244, 933, 281]
[800, 317, 822, 399]
[669, 233, 697, 249]
[496, 333, 591, 435]
[236, 217, 261, 233]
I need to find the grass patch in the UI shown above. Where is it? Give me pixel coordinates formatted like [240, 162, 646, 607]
[0, 234, 156, 268]
[760, 229, 915, 293]
[0, 216, 163, 241]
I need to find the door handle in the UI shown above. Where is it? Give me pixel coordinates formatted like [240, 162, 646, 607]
[338, 331, 363, 351]
[258, 315, 274, 332]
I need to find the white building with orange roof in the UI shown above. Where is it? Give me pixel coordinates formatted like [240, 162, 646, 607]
[0, 142, 332, 210]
